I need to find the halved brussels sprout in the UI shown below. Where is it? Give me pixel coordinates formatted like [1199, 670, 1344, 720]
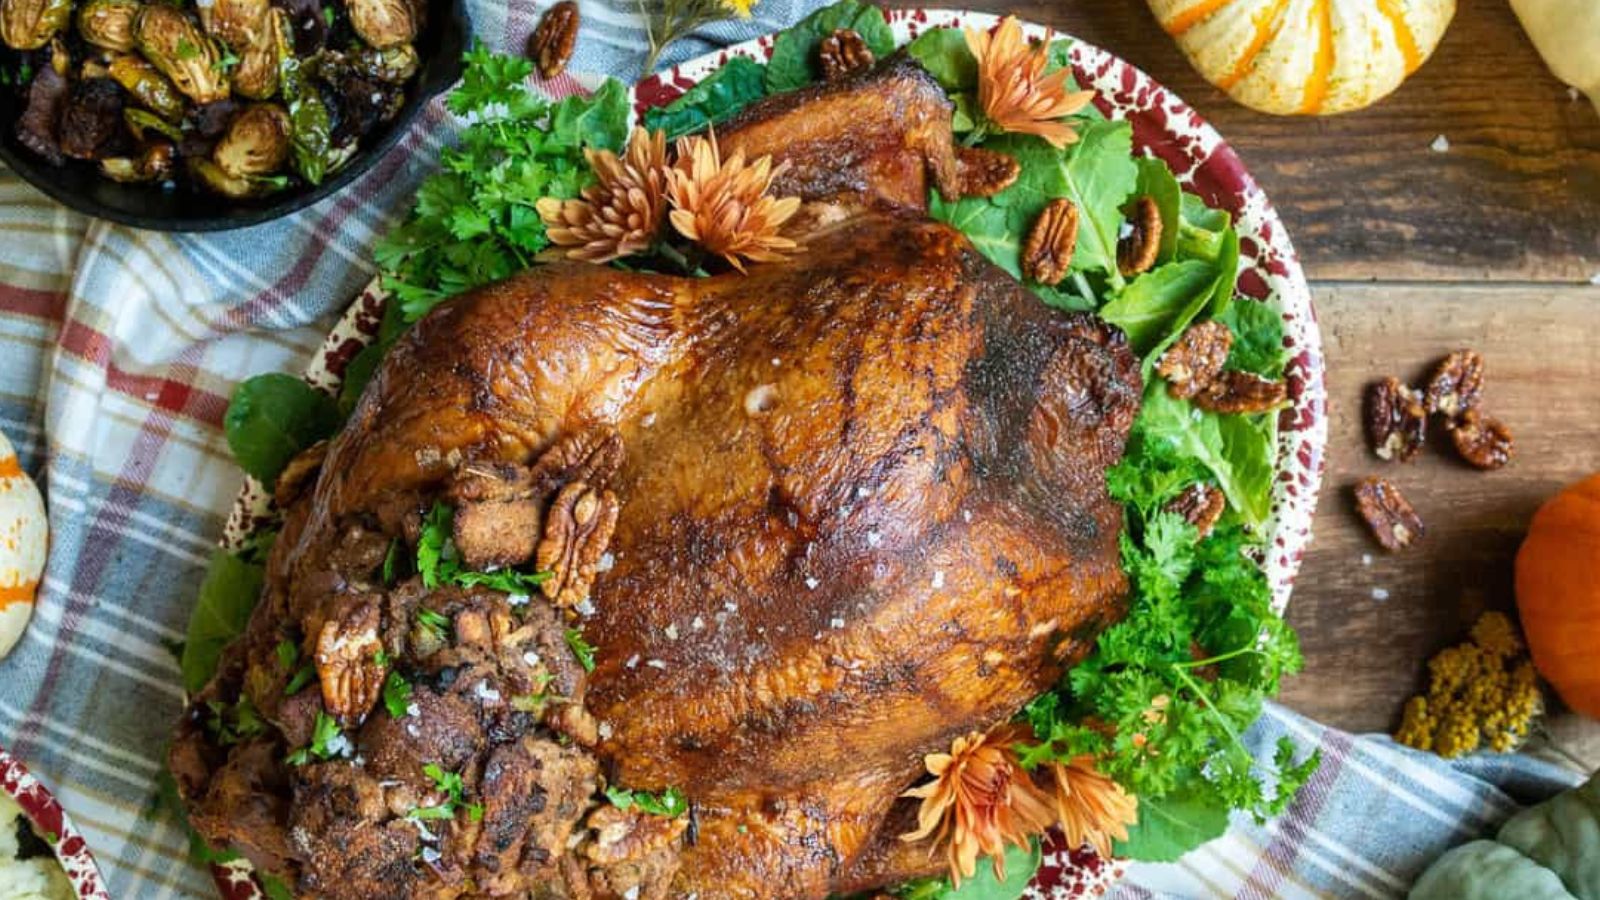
[123, 106, 182, 142]
[346, 0, 421, 49]
[333, 43, 418, 84]
[198, 0, 268, 51]
[1, 0, 69, 50]
[107, 53, 184, 120]
[214, 103, 290, 178]
[77, 0, 139, 52]
[230, 6, 289, 99]
[134, 5, 230, 103]
[189, 157, 287, 198]
[100, 140, 174, 182]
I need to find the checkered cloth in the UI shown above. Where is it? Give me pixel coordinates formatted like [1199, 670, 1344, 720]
[0, 1, 1584, 897]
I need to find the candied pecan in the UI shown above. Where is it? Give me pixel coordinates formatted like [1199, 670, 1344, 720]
[315, 597, 387, 724]
[537, 481, 621, 608]
[1022, 198, 1079, 286]
[1156, 321, 1232, 399]
[1164, 483, 1225, 539]
[1117, 195, 1162, 277]
[1450, 410, 1513, 470]
[530, 1, 579, 79]
[1194, 371, 1288, 414]
[1353, 476, 1424, 552]
[955, 145, 1020, 198]
[530, 428, 624, 493]
[818, 28, 874, 80]
[1425, 350, 1484, 420]
[583, 804, 689, 866]
[1365, 377, 1427, 463]
[274, 439, 329, 508]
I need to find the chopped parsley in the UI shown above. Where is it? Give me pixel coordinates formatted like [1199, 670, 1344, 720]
[382, 538, 401, 585]
[286, 711, 345, 766]
[374, 648, 392, 668]
[322, 5, 334, 26]
[383, 671, 413, 719]
[416, 607, 451, 642]
[604, 785, 687, 818]
[564, 628, 596, 673]
[415, 501, 552, 594]
[277, 640, 316, 695]
[205, 695, 266, 746]
[411, 763, 483, 822]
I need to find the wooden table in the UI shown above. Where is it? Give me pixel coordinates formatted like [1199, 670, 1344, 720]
[891, 0, 1600, 760]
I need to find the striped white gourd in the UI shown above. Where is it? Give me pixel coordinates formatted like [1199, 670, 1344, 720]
[0, 430, 46, 659]
[1147, 0, 1456, 115]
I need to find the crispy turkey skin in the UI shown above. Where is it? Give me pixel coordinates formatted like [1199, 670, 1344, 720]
[171, 55, 1141, 899]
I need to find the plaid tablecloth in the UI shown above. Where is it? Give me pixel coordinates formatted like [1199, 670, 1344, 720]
[0, 1, 1586, 897]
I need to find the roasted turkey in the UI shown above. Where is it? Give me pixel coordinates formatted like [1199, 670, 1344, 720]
[171, 55, 1141, 899]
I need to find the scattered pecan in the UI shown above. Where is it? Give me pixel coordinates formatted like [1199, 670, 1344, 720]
[1194, 370, 1288, 414]
[529, 1, 579, 80]
[955, 145, 1020, 198]
[1365, 377, 1427, 463]
[818, 28, 874, 80]
[530, 428, 624, 493]
[273, 439, 329, 509]
[1117, 195, 1162, 277]
[1164, 483, 1225, 539]
[315, 597, 387, 724]
[583, 804, 689, 866]
[1156, 321, 1232, 399]
[1450, 410, 1514, 470]
[1022, 198, 1079, 286]
[1353, 476, 1424, 552]
[1424, 349, 1484, 420]
[536, 481, 621, 609]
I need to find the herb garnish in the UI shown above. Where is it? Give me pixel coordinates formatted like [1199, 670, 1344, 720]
[415, 608, 451, 643]
[604, 785, 687, 818]
[286, 711, 344, 766]
[204, 695, 266, 746]
[411, 763, 483, 822]
[415, 501, 552, 594]
[383, 671, 413, 719]
[564, 628, 596, 673]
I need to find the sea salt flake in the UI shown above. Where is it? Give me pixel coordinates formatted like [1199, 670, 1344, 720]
[1430, 134, 1450, 153]
[1590, 272, 1600, 286]
[646, 659, 667, 670]
[931, 570, 946, 590]
[406, 703, 420, 719]
[723, 600, 738, 614]
[575, 597, 596, 617]
[691, 616, 705, 630]
[1361, 554, 1372, 567]
[804, 577, 820, 590]
[1371, 588, 1391, 602]
[866, 530, 882, 548]
[625, 654, 641, 669]
[962, 509, 972, 523]
[1571, 87, 1583, 102]
[856, 486, 872, 499]
[522, 651, 542, 668]
[664, 623, 679, 641]
[596, 552, 615, 573]
[829, 617, 845, 629]
[641, 412, 657, 428]
[474, 680, 502, 703]
[598, 721, 614, 740]
[507, 593, 530, 607]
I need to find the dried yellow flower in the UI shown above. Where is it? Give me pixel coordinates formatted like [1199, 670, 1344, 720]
[964, 16, 1095, 149]
[536, 127, 671, 263]
[1394, 611, 1543, 759]
[665, 130, 801, 272]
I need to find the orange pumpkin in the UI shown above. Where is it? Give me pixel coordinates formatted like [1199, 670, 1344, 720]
[1515, 473, 1600, 719]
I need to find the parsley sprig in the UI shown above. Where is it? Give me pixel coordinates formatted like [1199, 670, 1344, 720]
[564, 628, 597, 673]
[416, 501, 552, 595]
[604, 785, 687, 818]
[286, 711, 346, 766]
[410, 763, 483, 822]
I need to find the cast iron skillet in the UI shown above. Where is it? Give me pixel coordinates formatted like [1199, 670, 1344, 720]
[0, 0, 469, 232]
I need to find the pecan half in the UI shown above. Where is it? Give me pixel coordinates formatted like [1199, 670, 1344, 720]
[955, 145, 1019, 198]
[583, 805, 689, 866]
[1425, 349, 1484, 420]
[1353, 476, 1424, 552]
[530, 428, 624, 493]
[536, 481, 620, 608]
[315, 597, 387, 724]
[1194, 371, 1288, 414]
[1117, 195, 1162, 277]
[1450, 410, 1513, 470]
[1156, 321, 1232, 399]
[1365, 377, 1427, 463]
[529, 1, 579, 79]
[818, 27, 874, 80]
[1022, 198, 1079, 286]
[1164, 483, 1225, 539]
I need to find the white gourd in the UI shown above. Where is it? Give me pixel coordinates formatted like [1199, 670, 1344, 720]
[1510, 0, 1600, 116]
[1147, 0, 1457, 115]
[0, 430, 47, 659]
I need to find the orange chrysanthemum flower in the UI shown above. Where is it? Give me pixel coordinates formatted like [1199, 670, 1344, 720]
[536, 127, 671, 263]
[1044, 755, 1139, 859]
[900, 724, 1057, 888]
[965, 16, 1095, 148]
[665, 130, 801, 272]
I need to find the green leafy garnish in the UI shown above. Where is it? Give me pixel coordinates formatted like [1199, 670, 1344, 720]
[223, 374, 341, 485]
[416, 607, 451, 642]
[641, 56, 769, 139]
[892, 839, 1041, 899]
[604, 785, 687, 818]
[180, 549, 267, 694]
[411, 763, 482, 822]
[276, 639, 315, 696]
[565, 628, 596, 673]
[414, 501, 551, 594]
[286, 711, 345, 766]
[204, 695, 266, 746]
[765, 0, 895, 92]
[383, 671, 413, 719]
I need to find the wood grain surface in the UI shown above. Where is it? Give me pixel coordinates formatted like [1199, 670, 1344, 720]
[896, 0, 1600, 762]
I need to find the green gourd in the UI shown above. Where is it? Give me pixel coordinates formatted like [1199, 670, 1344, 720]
[1410, 772, 1600, 900]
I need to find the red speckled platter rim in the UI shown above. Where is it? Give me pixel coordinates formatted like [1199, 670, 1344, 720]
[210, 10, 1327, 898]
[0, 745, 110, 899]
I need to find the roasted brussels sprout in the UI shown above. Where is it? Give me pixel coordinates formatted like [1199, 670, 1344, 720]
[77, 0, 138, 52]
[123, 106, 181, 142]
[188, 157, 286, 198]
[0, 0, 70, 50]
[107, 53, 184, 120]
[286, 90, 330, 184]
[59, 76, 125, 159]
[214, 103, 290, 178]
[134, 5, 229, 103]
[230, 6, 288, 100]
[197, 0, 267, 51]
[327, 43, 418, 84]
[346, 0, 421, 49]
[100, 140, 173, 182]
